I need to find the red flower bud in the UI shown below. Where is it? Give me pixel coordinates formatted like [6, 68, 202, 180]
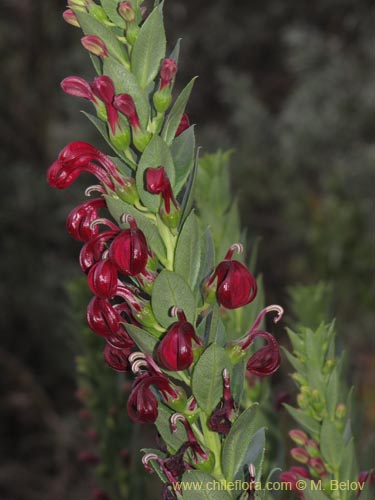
[81, 35, 109, 57]
[145, 167, 178, 214]
[309, 457, 327, 476]
[63, 9, 80, 27]
[207, 244, 257, 309]
[175, 113, 190, 137]
[91, 76, 119, 134]
[88, 259, 118, 298]
[291, 447, 310, 464]
[109, 216, 148, 276]
[289, 429, 308, 446]
[104, 344, 131, 372]
[160, 59, 178, 89]
[113, 94, 141, 129]
[157, 310, 202, 371]
[66, 198, 106, 242]
[118, 2, 135, 22]
[61, 76, 96, 102]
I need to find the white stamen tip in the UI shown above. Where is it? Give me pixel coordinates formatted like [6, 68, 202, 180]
[231, 243, 244, 255]
[120, 213, 134, 225]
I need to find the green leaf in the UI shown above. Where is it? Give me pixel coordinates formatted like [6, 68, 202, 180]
[320, 419, 344, 470]
[286, 327, 305, 354]
[74, 11, 128, 65]
[281, 347, 306, 373]
[162, 78, 197, 145]
[339, 438, 358, 499]
[221, 403, 259, 481]
[82, 111, 128, 161]
[180, 147, 200, 226]
[136, 135, 175, 212]
[131, 6, 166, 89]
[192, 344, 231, 413]
[325, 367, 339, 418]
[169, 38, 181, 62]
[151, 270, 196, 328]
[196, 227, 215, 289]
[171, 125, 196, 195]
[104, 196, 167, 262]
[181, 471, 233, 500]
[207, 305, 226, 346]
[126, 324, 159, 355]
[283, 404, 321, 437]
[174, 211, 201, 291]
[231, 360, 246, 404]
[103, 58, 150, 128]
[155, 404, 187, 452]
[101, 0, 127, 27]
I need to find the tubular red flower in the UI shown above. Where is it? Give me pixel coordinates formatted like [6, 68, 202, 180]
[109, 217, 148, 276]
[60, 76, 96, 102]
[113, 94, 141, 130]
[79, 229, 119, 272]
[176, 114, 190, 137]
[157, 310, 201, 371]
[170, 414, 209, 463]
[87, 296, 124, 337]
[81, 35, 109, 58]
[103, 344, 131, 372]
[87, 259, 118, 299]
[245, 330, 280, 377]
[127, 373, 177, 424]
[206, 245, 257, 309]
[160, 59, 178, 89]
[91, 76, 119, 134]
[145, 167, 177, 214]
[66, 198, 106, 241]
[208, 369, 235, 435]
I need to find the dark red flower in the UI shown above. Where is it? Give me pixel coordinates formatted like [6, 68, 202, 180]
[145, 167, 177, 214]
[66, 198, 106, 242]
[91, 76, 119, 134]
[157, 309, 202, 371]
[113, 93, 141, 130]
[175, 114, 190, 137]
[87, 259, 118, 299]
[245, 330, 280, 377]
[208, 369, 235, 435]
[206, 244, 257, 309]
[127, 373, 177, 424]
[79, 229, 119, 272]
[103, 344, 131, 372]
[109, 216, 148, 276]
[92, 489, 110, 500]
[87, 297, 124, 337]
[160, 59, 178, 89]
[280, 468, 309, 498]
[61, 76, 96, 101]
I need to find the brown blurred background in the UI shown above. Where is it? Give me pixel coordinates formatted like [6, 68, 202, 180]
[0, 0, 374, 498]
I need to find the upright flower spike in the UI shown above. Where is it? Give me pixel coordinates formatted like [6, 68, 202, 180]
[157, 308, 202, 371]
[109, 215, 148, 276]
[81, 35, 109, 58]
[205, 244, 257, 309]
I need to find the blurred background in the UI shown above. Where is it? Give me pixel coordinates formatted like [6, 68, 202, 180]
[0, 0, 374, 498]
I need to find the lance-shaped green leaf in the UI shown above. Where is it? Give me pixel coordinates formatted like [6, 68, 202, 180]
[151, 270, 196, 328]
[131, 6, 166, 89]
[283, 404, 320, 438]
[221, 403, 260, 481]
[136, 135, 175, 212]
[162, 78, 197, 145]
[155, 404, 187, 452]
[174, 211, 201, 290]
[82, 111, 128, 162]
[192, 344, 231, 413]
[103, 59, 150, 129]
[320, 418, 344, 470]
[75, 11, 128, 65]
[339, 438, 358, 500]
[179, 148, 200, 226]
[196, 227, 215, 289]
[181, 471, 233, 499]
[101, 0, 127, 27]
[105, 195, 167, 262]
[171, 125, 196, 195]
[207, 305, 226, 346]
[126, 324, 159, 355]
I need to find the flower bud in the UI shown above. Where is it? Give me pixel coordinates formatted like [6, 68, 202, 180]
[63, 9, 80, 27]
[157, 310, 202, 371]
[160, 202, 181, 229]
[176, 113, 190, 137]
[68, 0, 89, 12]
[81, 35, 109, 57]
[306, 439, 320, 458]
[291, 447, 310, 464]
[309, 457, 327, 477]
[132, 128, 152, 152]
[113, 93, 141, 130]
[61, 76, 96, 102]
[109, 123, 131, 151]
[335, 403, 346, 419]
[289, 429, 308, 446]
[153, 86, 172, 113]
[160, 59, 178, 89]
[145, 167, 178, 215]
[109, 217, 148, 276]
[118, 2, 136, 22]
[87, 259, 118, 299]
